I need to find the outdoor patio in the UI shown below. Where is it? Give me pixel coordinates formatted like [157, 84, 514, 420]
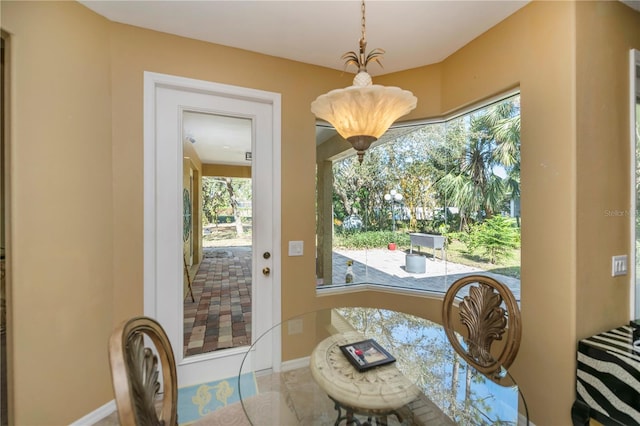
[329, 248, 522, 301]
[184, 245, 522, 357]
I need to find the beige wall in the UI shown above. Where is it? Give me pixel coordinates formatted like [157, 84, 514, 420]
[202, 164, 251, 178]
[1, 1, 114, 424]
[441, 2, 578, 421]
[376, 2, 639, 423]
[2, 0, 640, 424]
[575, 0, 640, 336]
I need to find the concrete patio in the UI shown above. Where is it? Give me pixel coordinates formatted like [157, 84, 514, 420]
[329, 248, 522, 302]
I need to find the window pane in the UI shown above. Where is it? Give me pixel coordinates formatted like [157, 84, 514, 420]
[316, 94, 521, 301]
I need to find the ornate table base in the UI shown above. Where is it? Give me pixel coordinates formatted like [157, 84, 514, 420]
[329, 395, 408, 426]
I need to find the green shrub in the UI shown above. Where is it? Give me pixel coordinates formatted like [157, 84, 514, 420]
[334, 231, 410, 249]
[215, 215, 235, 224]
[466, 215, 520, 264]
[447, 231, 470, 247]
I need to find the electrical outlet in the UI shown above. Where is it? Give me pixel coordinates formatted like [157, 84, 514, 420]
[612, 255, 628, 277]
[288, 319, 303, 335]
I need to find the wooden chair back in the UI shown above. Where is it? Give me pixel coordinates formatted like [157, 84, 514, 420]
[442, 275, 522, 378]
[109, 316, 178, 426]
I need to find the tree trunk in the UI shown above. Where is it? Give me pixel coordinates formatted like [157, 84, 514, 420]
[225, 179, 244, 236]
[450, 356, 459, 412]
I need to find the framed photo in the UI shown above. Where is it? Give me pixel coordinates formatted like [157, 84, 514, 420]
[339, 339, 396, 372]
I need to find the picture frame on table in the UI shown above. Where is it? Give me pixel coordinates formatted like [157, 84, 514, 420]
[339, 338, 396, 372]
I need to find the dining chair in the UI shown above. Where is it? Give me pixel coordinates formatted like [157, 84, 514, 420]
[108, 316, 178, 426]
[442, 274, 522, 378]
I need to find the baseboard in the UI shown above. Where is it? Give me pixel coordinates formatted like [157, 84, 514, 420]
[281, 356, 310, 372]
[520, 412, 534, 426]
[70, 400, 116, 426]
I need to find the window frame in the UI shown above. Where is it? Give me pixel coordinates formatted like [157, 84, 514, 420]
[316, 88, 522, 298]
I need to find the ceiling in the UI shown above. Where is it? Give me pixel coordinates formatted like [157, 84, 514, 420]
[183, 111, 253, 166]
[80, 0, 640, 164]
[80, 0, 533, 76]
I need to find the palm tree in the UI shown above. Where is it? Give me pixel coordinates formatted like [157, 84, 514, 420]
[438, 96, 521, 230]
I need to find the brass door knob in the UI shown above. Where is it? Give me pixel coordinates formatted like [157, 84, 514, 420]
[262, 267, 271, 276]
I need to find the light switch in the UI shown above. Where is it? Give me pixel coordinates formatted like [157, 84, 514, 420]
[288, 240, 304, 256]
[612, 255, 628, 277]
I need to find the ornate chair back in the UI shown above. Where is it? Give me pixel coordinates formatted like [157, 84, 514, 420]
[109, 316, 178, 426]
[442, 275, 522, 378]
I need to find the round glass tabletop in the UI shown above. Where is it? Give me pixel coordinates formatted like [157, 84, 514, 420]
[239, 307, 528, 425]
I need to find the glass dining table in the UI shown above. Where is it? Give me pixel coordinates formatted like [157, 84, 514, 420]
[238, 307, 528, 426]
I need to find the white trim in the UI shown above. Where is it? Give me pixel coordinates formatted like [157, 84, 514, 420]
[630, 49, 640, 320]
[143, 73, 157, 318]
[519, 412, 533, 426]
[143, 71, 282, 386]
[281, 356, 310, 372]
[70, 400, 116, 426]
[317, 282, 446, 299]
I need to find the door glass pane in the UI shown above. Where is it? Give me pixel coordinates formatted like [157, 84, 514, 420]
[182, 111, 253, 357]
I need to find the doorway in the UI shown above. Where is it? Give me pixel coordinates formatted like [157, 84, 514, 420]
[144, 72, 281, 387]
[182, 111, 254, 357]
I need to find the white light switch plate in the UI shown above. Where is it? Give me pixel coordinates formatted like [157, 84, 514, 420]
[612, 255, 628, 277]
[288, 240, 304, 256]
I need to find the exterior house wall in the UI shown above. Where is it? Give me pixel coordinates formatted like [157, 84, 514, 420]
[202, 164, 251, 178]
[183, 141, 203, 267]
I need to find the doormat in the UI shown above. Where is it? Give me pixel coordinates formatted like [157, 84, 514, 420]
[203, 249, 232, 258]
[177, 372, 257, 425]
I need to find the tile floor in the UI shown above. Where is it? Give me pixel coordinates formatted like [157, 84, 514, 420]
[183, 246, 252, 357]
[94, 366, 450, 426]
[95, 248, 524, 425]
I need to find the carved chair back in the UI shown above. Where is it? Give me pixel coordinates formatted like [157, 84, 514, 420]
[109, 316, 178, 426]
[442, 275, 522, 378]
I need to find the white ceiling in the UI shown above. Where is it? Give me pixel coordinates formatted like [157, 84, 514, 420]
[183, 111, 253, 166]
[80, 0, 640, 164]
[80, 0, 532, 76]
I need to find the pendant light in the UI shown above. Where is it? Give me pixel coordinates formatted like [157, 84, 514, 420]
[311, 0, 417, 163]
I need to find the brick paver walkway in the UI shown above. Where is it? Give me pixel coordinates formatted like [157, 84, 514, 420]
[184, 246, 521, 356]
[183, 246, 252, 357]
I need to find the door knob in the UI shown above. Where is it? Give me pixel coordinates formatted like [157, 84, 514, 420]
[262, 267, 271, 276]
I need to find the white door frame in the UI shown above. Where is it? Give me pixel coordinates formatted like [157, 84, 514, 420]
[630, 49, 640, 320]
[143, 71, 281, 386]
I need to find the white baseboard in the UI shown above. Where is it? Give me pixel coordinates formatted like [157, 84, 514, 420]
[70, 400, 116, 426]
[281, 356, 310, 372]
[520, 412, 534, 426]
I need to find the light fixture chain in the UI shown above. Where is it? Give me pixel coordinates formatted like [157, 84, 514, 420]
[361, 0, 366, 41]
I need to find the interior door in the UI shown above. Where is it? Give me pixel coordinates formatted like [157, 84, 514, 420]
[144, 72, 281, 387]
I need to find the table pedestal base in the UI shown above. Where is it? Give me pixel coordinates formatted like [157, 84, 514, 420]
[329, 396, 407, 426]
